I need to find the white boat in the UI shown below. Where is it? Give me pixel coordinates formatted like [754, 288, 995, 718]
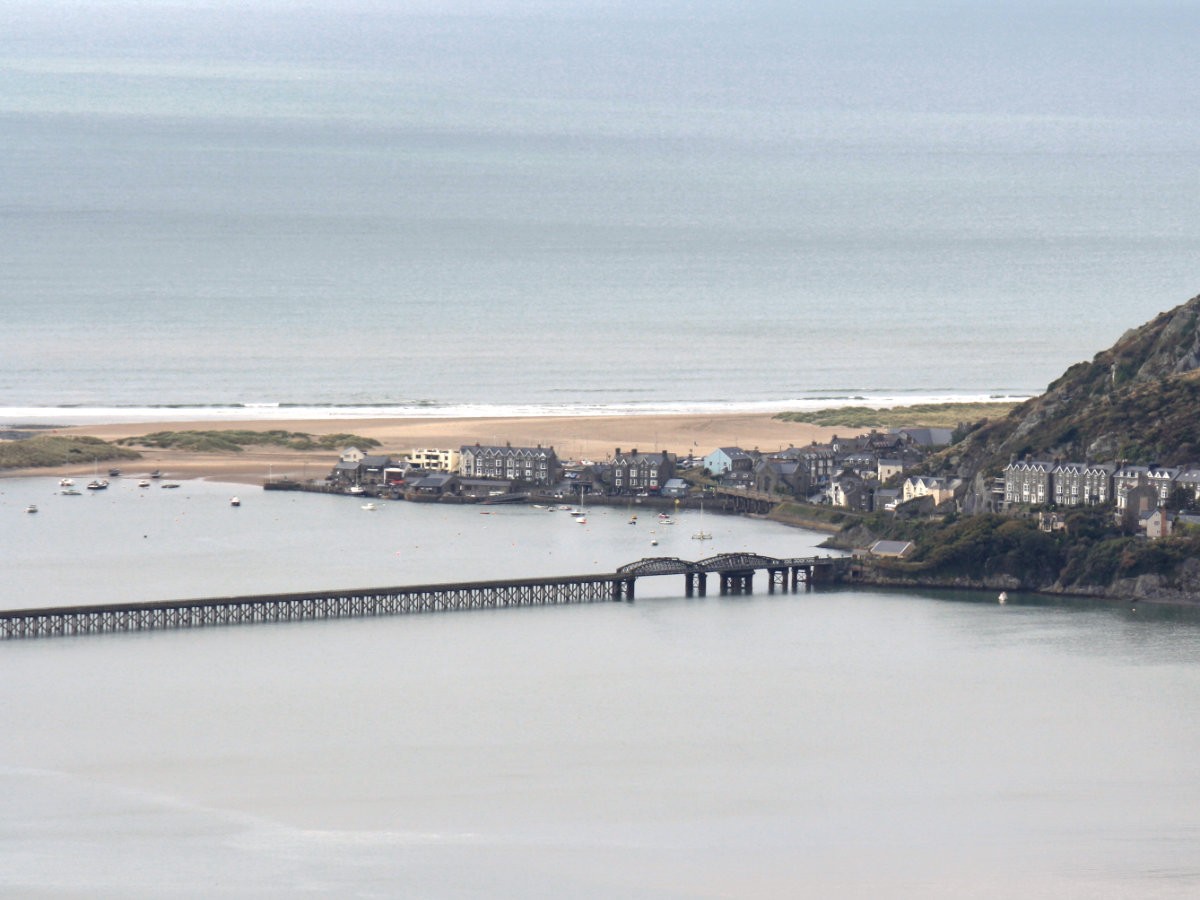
[998, 591, 1008, 604]
[650, 537, 658, 546]
[230, 497, 241, 507]
[86, 461, 107, 490]
[59, 477, 74, 487]
[138, 480, 151, 488]
[576, 515, 587, 524]
[25, 504, 38, 514]
[361, 502, 378, 511]
[691, 500, 712, 540]
[61, 488, 82, 496]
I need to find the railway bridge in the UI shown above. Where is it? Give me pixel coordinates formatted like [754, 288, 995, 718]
[617, 552, 848, 596]
[0, 554, 851, 641]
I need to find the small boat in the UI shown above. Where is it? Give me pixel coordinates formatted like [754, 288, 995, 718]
[998, 591, 1008, 605]
[108, 468, 121, 477]
[230, 497, 241, 507]
[691, 501, 711, 540]
[576, 515, 587, 524]
[348, 484, 365, 495]
[629, 515, 638, 524]
[86, 479, 108, 490]
[138, 480, 151, 488]
[59, 477, 74, 487]
[161, 482, 181, 489]
[61, 488, 82, 496]
[361, 502, 377, 511]
[149, 470, 162, 479]
[25, 504, 38, 514]
[650, 537, 658, 546]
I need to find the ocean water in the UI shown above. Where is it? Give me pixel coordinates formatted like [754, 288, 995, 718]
[2, 1, 1198, 421]
[4, 478, 1200, 897]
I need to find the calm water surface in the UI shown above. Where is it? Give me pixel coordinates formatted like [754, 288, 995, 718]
[3, 2, 1199, 411]
[4, 478, 1200, 897]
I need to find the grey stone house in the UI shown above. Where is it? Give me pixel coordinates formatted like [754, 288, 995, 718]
[459, 444, 559, 487]
[1051, 461, 1115, 507]
[1003, 460, 1054, 506]
[609, 448, 674, 495]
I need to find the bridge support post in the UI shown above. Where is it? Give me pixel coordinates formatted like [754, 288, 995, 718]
[720, 571, 753, 595]
[768, 567, 785, 593]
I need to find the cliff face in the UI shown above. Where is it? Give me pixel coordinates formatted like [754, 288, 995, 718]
[936, 293, 1200, 511]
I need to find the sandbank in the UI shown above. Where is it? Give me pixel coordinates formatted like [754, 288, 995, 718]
[39, 413, 846, 486]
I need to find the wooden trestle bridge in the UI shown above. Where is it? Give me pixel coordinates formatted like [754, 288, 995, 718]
[0, 553, 850, 641]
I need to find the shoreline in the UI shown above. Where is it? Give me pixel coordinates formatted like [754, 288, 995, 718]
[4, 412, 847, 486]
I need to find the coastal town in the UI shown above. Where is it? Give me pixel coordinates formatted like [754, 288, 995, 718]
[307, 423, 1200, 546]
[306, 426, 956, 511]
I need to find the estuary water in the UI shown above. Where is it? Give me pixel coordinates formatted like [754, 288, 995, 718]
[4, 479, 1200, 897]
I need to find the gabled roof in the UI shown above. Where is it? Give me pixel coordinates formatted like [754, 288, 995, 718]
[409, 473, 456, 489]
[461, 444, 556, 460]
[894, 428, 954, 447]
[870, 540, 915, 557]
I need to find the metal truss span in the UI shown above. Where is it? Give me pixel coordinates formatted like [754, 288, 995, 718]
[0, 554, 851, 641]
[0, 574, 633, 641]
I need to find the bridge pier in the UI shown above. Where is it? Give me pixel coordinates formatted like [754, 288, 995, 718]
[685, 572, 708, 597]
[768, 567, 786, 593]
[719, 570, 754, 595]
[612, 578, 635, 601]
[788, 564, 812, 591]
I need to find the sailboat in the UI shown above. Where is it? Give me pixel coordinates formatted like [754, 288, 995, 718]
[691, 498, 712, 541]
[86, 459, 109, 490]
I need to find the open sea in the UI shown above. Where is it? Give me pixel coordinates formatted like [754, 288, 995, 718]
[4, 1, 1200, 896]
[2, 1, 1198, 423]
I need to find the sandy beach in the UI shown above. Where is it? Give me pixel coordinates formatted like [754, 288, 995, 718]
[32, 413, 845, 486]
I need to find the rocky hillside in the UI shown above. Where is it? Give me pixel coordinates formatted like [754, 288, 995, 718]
[930, 293, 1200, 511]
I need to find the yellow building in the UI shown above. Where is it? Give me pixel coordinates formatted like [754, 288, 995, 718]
[408, 448, 461, 473]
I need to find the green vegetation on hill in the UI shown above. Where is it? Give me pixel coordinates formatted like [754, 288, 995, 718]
[774, 401, 1018, 430]
[936, 294, 1200, 496]
[0, 435, 142, 470]
[844, 509, 1200, 593]
[116, 430, 381, 453]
